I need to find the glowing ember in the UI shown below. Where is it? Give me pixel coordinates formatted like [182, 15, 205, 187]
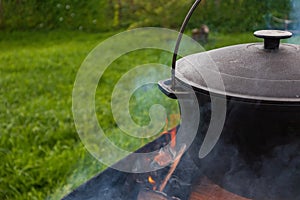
[148, 176, 157, 191]
[148, 176, 156, 185]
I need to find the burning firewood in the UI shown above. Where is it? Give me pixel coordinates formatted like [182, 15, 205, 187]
[153, 146, 174, 167]
[138, 144, 187, 200]
[153, 125, 179, 168]
[159, 144, 186, 192]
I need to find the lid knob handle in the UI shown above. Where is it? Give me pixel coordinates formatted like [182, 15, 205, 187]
[254, 30, 293, 50]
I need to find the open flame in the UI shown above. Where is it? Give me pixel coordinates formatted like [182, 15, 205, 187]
[148, 176, 157, 190]
[138, 124, 186, 199]
[148, 176, 156, 185]
[161, 127, 177, 149]
[169, 128, 176, 148]
[161, 114, 180, 149]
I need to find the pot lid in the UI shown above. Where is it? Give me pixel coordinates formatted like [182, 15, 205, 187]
[175, 30, 300, 103]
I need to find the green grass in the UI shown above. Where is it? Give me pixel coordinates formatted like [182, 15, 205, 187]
[0, 30, 112, 200]
[0, 30, 261, 200]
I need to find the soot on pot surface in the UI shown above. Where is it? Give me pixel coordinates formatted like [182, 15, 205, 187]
[188, 98, 300, 200]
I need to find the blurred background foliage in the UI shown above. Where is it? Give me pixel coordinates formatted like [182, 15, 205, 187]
[0, 0, 292, 32]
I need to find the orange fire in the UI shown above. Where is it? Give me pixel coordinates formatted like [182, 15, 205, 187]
[161, 127, 177, 148]
[161, 115, 179, 149]
[148, 176, 156, 185]
[148, 176, 157, 190]
[170, 128, 176, 148]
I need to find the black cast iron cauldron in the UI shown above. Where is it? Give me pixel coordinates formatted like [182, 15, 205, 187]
[159, 0, 300, 199]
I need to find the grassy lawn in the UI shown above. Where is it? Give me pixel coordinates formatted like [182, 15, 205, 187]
[0, 30, 261, 200]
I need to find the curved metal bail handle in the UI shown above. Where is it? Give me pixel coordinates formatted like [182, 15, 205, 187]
[171, 0, 202, 89]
